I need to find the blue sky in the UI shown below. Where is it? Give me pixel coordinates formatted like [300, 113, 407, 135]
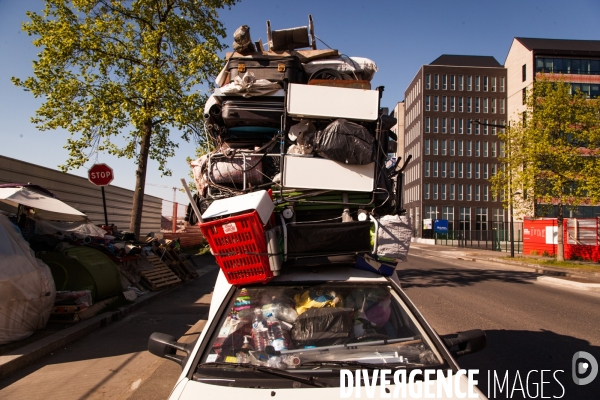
[1, 0, 599, 203]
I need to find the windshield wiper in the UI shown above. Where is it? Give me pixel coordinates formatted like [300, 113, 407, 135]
[299, 360, 386, 370]
[197, 362, 328, 388]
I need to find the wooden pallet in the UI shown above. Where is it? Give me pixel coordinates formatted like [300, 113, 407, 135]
[140, 255, 181, 290]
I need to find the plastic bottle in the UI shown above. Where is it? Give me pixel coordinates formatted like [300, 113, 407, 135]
[252, 308, 269, 351]
[266, 313, 287, 351]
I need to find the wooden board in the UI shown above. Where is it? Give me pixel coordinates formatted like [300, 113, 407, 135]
[139, 254, 181, 290]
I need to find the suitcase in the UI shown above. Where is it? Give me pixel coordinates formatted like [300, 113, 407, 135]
[219, 126, 279, 148]
[227, 55, 306, 84]
[221, 99, 284, 128]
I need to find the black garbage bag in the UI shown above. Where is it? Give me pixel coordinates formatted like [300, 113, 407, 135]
[313, 119, 375, 165]
[291, 307, 353, 343]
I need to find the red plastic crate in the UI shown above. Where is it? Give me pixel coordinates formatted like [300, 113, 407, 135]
[199, 210, 273, 285]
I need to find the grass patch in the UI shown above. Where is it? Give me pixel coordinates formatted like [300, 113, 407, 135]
[508, 257, 600, 273]
[181, 243, 211, 256]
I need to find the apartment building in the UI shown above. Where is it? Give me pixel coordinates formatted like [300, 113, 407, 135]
[505, 37, 600, 218]
[401, 55, 507, 237]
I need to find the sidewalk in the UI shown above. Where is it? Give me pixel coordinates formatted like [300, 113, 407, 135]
[409, 242, 600, 289]
[0, 254, 219, 380]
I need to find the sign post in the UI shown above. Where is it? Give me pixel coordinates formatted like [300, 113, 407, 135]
[88, 163, 114, 226]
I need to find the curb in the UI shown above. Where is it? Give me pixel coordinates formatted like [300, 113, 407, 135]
[483, 257, 600, 281]
[0, 283, 180, 380]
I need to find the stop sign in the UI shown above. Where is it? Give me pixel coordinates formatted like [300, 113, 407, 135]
[88, 163, 114, 186]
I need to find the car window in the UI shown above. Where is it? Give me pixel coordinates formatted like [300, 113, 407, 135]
[199, 282, 443, 371]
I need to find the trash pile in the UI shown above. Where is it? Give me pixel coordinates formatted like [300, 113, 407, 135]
[188, 16, 412, 285]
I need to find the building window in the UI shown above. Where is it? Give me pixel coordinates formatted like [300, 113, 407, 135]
[442, 118, 447, 134]
[491, 76, 496, 92]
[441, 161, 447, 178]
[425, 117, 430, 133]
[425, 206, 437, 221]
[491, 98, 496, 113]
[467, 120, 471, 134]
[483, 185, 489, 201]
[522, 88, 527, 105]
[425, 139, 430, 155]
[500, 142, 505, 158]
[466, 162, 472, 178]
[483, 142, 488, 157]
[434, 74, 439, 90]
[475, 162, 480, 179]
[449, 185, 455, 201]
[458, 97, 463, 112]
[476, 207, 487, 230]
[475, 185, 481, 201]
[475, 141, 480, 157]
[433, 139, 439, 155]
[483, 98, 488, 113]
[483, 121, 488, 135]
[450, 97, 455, 112]
[424, 183, 429, 199]
[458, 185, 464, 201]
[442, 96, 447, 112]
[483, 163, 489, 179]
[433, 161, 438, 177]
[475, 76, 480, 91]
[475, 97, 480, 113]
[443, 206, 454, 229]
[500, 99, 505, 114]
[458, 118, 463, 134]
[491, 142, 496, 157]
[441, 139, 447, 155]
[458, 162, 463, 178]
[442, 75, 447, 90]
[467, 76, 472, 91]
[433, 96, 438, 111]
[491, 163, 497, 177]
[500, 77, 505, 92]
[425, 96, 430, 111]
[433, 184, 438, 200]
[522, 64, 526, 82]
[474, 123, 480, 135]
[466, 185, 472, 201]
[450, 139, 455, 156]
[426, 74, 431, 89]
[434, 117, 439, 133]
[483, 76, 488, 91]
[466, 141, 472, 156]
[450, 118, 455, 134]
[450, 162, 455, 178]
[459, 75, 464, 91]
[458, 140, 463, 156]
[424, 161, 430, 177]
[450, 75, 455, 90]
[467, 97, 472, 112]
[441, 184, 447, 200]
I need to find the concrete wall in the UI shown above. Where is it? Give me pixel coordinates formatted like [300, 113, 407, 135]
[0, 155, 161, 235]
[505, 39, 533, 123]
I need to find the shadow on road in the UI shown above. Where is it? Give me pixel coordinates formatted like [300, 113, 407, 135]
[460, 329, 600, 400]
[397, 267, 539, 288]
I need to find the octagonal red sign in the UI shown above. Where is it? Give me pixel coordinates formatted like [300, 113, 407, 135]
[88, 163, 114, 186]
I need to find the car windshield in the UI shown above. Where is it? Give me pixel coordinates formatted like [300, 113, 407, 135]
[198, 282, 444, 375]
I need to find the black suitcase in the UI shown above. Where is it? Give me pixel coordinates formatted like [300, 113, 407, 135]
[227, 55, 306, 84]
[221, 99, 284, 128]
[219, 126, 279, 148]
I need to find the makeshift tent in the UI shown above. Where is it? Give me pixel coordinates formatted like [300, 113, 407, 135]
[0, 184, 86, 222]
[0, 215, 55, 345]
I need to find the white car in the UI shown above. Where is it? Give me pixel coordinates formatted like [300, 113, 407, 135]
[149, 265, 489, 399]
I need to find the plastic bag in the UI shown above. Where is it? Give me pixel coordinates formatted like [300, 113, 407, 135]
[313, 119, 375, 165]
[377, 215, 412, 262]
[294, 289, 343, 315]
[290, 308, 353, 342]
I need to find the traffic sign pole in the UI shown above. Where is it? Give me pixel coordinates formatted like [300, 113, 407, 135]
[101, 186, 108, 226]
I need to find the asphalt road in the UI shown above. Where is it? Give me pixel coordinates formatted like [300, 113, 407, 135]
[401, 245, 600, 400]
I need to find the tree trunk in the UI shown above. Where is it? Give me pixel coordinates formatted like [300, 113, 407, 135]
[130, 120, 152, 239]
[556, 202, 564, 261]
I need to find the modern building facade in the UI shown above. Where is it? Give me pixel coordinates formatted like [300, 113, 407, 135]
[505, 38, 600, 218]
[401, 55, 508, 237]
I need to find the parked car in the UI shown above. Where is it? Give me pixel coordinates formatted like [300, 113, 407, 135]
[149, 265, 488, 399]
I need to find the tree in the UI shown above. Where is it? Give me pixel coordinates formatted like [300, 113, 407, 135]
[492, 75, 600, 261]
[12, 0, 237, 238]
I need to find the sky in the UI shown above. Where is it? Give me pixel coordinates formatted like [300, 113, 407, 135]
[1, 0, 599, 204]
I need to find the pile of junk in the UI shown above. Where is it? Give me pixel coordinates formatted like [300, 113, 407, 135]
[0, 183, 196, 345]
[185, 16, 413, 286]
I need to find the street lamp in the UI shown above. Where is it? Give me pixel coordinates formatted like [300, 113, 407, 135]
[470, 119, 517, 257]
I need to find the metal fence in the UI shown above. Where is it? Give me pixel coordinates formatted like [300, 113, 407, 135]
[423, 221, 524, 253]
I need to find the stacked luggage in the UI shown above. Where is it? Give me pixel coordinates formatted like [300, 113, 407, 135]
[189, 16, 411, 285]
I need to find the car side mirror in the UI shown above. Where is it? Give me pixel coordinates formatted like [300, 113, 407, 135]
[148, 332, 196, 367]
[442, 329, 487, 358]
